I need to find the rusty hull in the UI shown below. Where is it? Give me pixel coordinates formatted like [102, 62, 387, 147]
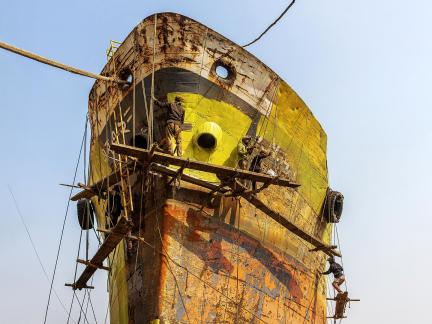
[88, 13, 331, 324]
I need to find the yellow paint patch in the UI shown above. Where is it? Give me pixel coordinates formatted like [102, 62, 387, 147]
[167, 92, 252, 182]
[257, 82, 328, 213]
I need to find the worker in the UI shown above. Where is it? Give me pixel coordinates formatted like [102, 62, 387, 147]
[105, 185, 123, 228]
[249, 148, 271, 191]
[152, 95, 185, 156]
[237, 136, 253, 169]
[320, 256, 345, 294]
[250, 149, 270, 173]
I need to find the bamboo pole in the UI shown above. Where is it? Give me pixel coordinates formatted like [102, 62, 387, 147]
[0, 40, 126, 83]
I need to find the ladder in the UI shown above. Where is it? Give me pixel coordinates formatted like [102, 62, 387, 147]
[66, 216, 132, 290]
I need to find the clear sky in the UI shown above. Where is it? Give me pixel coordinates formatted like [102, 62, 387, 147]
[1, 0, 431, 323]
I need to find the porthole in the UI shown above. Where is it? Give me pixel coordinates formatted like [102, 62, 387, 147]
[118, 68, 133, 90]
[211, 60, 236, 84]
[216, 65, 229, 79]
[197, 133, 217, 149]
[194, 122, 222, 151]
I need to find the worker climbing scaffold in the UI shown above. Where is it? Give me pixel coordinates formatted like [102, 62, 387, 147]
[320, 256, 345, 294]
[319, 234, 359, 322]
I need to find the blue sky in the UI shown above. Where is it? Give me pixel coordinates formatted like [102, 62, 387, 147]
[1, 0, 431, 323]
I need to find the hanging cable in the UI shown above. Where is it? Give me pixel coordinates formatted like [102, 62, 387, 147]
[43, 117, 87, 324]
[8, 186, 77, 324]
[243, 0, 296, 48]
[148, 13, 158, 146]
[87, 290, 99, 324]
[66, 230, 84, 324]
[334, 224, 348, 292]
[73, 290, 91, 324]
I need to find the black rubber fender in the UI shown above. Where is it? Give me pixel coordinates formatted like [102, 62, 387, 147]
[77, 199, 95, 230]
[324, 190, 344, 223]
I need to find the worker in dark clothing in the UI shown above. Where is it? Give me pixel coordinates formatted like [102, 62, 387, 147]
[237, 136, 253, 170]
[153, 95, 185, 156]
[320, 256, 345, 294]
[249, 148, 271, 191]
[105, 185, 123, 228]
[249, 149, 270, 173]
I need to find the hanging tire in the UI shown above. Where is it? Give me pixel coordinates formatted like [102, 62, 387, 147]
[77, 199, 95, 230]
[323, 189, 344, 223]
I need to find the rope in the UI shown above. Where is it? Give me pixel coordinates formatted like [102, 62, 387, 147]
[132, 169, 146, 291]
[87, 292, 99, 324]
[0, 40, 125, 83]
[148, 13, 158, 146]
[8, 186, 77, 324]
[235, 199, 241, 320]
[154, 203, 192, 324]
[141, 77, 150, 147]
[43, 118, 87, 324]
[132, 32, 137, 147]
[66, 230, 84, 324]
[99, 192, 271, 324]
[243, 0, 296, 48]
[73, 291, 91, 324]
[197, 29, 209, 93]
[103, 244, 121, 324]
[334, 224, 348, 292]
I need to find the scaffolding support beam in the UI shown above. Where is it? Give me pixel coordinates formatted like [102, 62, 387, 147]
[149, 164, 335, 257]
[70, 165, 128, 201]
[110, 143, 300, 188]
[68, 216, 132, 290]
[240, 193, 340, 257]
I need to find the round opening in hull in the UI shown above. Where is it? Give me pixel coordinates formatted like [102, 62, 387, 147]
[197, 133, 216, 149]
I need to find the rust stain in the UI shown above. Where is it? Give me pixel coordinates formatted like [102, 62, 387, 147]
[88, 12, 330, 324]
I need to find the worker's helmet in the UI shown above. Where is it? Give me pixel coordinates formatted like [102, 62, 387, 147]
[327, 256, 335, 263]
[175, 96, 182, 103]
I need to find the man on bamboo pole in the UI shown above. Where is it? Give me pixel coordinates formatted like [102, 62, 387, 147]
[320, 256, 346, 294]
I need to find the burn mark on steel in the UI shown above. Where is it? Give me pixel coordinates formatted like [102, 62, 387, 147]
[162, 205, 303, 301]
[159, 15, 170, 52]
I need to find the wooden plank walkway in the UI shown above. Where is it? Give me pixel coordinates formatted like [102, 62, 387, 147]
[110, 143, 300, 188]
[69, 217, 132, 290]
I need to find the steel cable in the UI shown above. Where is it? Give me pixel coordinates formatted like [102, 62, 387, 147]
[8, 187, 77, 324]
[243, 0, 296, 48]
[43, 117, 87, 324]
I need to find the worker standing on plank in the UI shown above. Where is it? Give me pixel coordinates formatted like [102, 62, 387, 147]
[249, 148, 271, 191]
[320, 256, 346, 294]
[152, 95, 185, 156]
[237, 136, 253, 170]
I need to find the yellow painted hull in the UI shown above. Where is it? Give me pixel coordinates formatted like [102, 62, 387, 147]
[88, 13, 330, 323]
